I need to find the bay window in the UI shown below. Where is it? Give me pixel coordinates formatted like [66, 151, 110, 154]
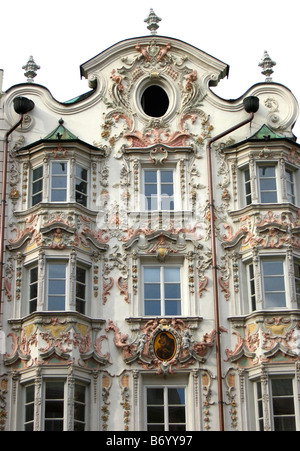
[246, 257, 300, 312]
[255, 378, 296, 431]
[30, 161, 89, 207]
[24, 380, 87, 431]
[26, 261, 89, 314]
[241, 162, 298, 207]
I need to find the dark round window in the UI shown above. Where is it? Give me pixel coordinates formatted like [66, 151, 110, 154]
[141, 85, 169, 117]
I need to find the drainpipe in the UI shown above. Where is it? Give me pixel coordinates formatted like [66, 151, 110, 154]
[0, 97, 34, 328]
[206, 96, 259, 431]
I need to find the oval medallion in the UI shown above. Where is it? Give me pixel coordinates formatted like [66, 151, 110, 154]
[154, 331, 177, 361]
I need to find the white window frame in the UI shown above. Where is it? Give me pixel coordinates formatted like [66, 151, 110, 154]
[47, 261, 68, 311]
[23, 379, 87, 431]
[245, 256, 292, 313]
[285, 166, 296, 204]
[254, 376, 298, 431]
[142, 264, 182, 317]
[258, 164, 278, 204]
[294, 259, 300, 308]
[244, 166, 252, 206]
[239, 161, 298, 208]
[48, 160, 90, 206]
[31, 165, 44, 206]
[142, 167, 176, 212]
[50, 161, 69, 203]
[144, 385, 187, 431]
[75, 265, 87, 315]
[24, 259, 90, 314]
[261, 258, 286, 309]
[28, 265, 38, 314]
[75, 164, 89, 207]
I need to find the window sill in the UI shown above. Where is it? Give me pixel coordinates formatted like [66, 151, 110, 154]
[125, 315, 203, 330]
[228, 308, 300, 324]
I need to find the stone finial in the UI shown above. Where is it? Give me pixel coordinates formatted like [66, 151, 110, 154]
[144, 9, 161, 35]
[22, 55, 40, 83]
[258, 50, 276, 82]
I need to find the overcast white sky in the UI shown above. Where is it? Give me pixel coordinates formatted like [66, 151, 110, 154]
[1, 0, 300, 138]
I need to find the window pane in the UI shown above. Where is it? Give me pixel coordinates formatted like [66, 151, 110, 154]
[168, 388, 185, 405]
[147, 388, 164, 405]
[45, 420, 64, 431]
[51, 190, 67, 202]
[148, 424, 165, 431]
[46, 382, 64, 399]
[76, 267, 86, 284]
[273, 397, 295, 415]
[49, 280, 66, 295]
[45, 401, 64, 418]
[271, 379, 295, 431]
[52, 162, 67, 174]
[48, 263, 66, 311]
[164, 267, 180, 283]
[260, 178, 277, 191]
[144, 171, 157, 183]
[145, 196, 158, 210]
[169, 406, 186, 423]
[26, 385, 35, 403]
[76, 283, 86, 300]
[25, 403, 34, 422]
[32, 179, 43, 195]
[169, 424, 186, 431]
[263, 261, 283, 276]
[263, 277, 285, 292]
[272, 379, 293, 396]
[48, 296, 65, 311]
[49, 263, 66, 279]
[75, 384, 86, 404]
[261, 192, 277, 203]
[76, 166, 87, 181]
[259, 166, 276, 177]
[265, 293, 286, 308]
[30, 267, 38, 283]
[259, 166, 277, 203]
[274, 417, 296, 431]
[45, 381, 64, 431]
[161, 171, 173, 183]
[52, 176, 67, 189]
[161, 195, 174, 210]
[147, 406, 165, 423]
[33, 166, 43, 181]
[144, 268, 160, 283]
[161, 184, 174, 197]
[263, 261, 286, 307]
[165, 284, 181, 299]
[30, 283, 38, 300]
[165, 301, 181, 316]
[144, 284, 161, 299]
[145, 184, 158, 197]
[145, 300, 161, 316]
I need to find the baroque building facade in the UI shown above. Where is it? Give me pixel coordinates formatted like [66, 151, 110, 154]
[0, 13, 300, 431]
